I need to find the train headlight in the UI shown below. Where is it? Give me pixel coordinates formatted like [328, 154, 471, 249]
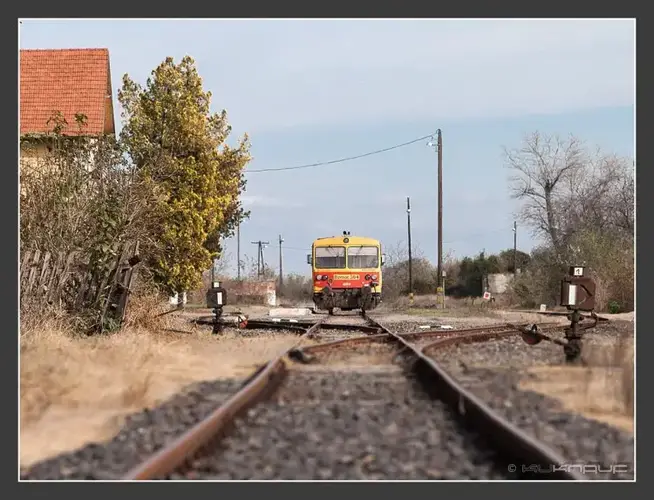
[365, 274, 372, 280]
[372, 274, 378, 280]
[316, 274, 323, 281]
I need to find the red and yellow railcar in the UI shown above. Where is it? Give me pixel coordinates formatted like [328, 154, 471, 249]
[307, 231, 385, 314]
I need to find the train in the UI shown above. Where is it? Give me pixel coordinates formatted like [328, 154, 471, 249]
[307, 231, 385, 314]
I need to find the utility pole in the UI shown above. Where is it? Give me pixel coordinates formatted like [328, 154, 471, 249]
[437, 129, 443, 292]
[237, 223, 241, 281]
[252, 241, 260, 277]
[513, 221, 518, 274]
[428, 129, 444, 307]
[261, 241, 268, 277]
[407, 196, 413, 305]
[278, 234, 284, 289]
[251, 241, 269, 278]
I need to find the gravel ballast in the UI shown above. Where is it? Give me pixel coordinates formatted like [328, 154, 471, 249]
[20, 378, 246, 480]
[171, 367, 516, 480]
[426, 321, 634, 480]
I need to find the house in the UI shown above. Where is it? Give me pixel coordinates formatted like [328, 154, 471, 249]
[19, 48, 115, 174]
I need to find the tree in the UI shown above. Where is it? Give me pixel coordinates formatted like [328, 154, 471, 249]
[242, 254, 277, 280]
[560, 153, 634, 237]
[503, 131, 586, 256]
[498, 248, 531, 273]
[504, 131, 634, 311]
[504, 131, 634, 257]
[118, 56, 251, 294]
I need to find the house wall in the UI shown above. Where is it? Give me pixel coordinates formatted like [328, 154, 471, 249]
[20, 137, 99, 175]
[188, 271, 278, 306]
[20, 141, 50, 174]
[486, 273, 514, 295]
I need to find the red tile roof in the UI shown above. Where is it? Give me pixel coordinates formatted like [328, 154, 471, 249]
[20, 48, 115, 136]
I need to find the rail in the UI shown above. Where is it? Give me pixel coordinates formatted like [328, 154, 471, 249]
[365, 315, 585, 481]
[123, 316, 578, 480]
[122, 317, 328, 479]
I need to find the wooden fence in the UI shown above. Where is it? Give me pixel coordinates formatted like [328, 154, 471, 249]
[20, 241, 141, 331]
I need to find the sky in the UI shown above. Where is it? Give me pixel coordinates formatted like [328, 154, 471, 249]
[19, 19, 635, 277]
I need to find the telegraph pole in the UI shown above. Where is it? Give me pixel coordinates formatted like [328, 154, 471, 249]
[261, 241, 269, 277]
[437, 129, 443, 292]
[407, 197, 413, 305]
[251, 241, 269, 278]
[278, 234, 284, 289]
[513, 221, 518, 274]
[237, 223, 241, 280]
[428, 129, 444, 307]
[252, 241, 260, 277]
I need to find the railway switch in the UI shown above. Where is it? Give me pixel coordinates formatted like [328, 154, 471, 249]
[519, 265, 599, 364]
[560, 266, 598, 363]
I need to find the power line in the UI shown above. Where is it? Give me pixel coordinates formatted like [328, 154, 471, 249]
[276, 229, 510, 253]
[245, 132, 435, 173]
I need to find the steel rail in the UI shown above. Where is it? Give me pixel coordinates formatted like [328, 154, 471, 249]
[192, 316, 383, 334]
[364, 315, 585, 481]
[122, 316, 328, 480]
[288, 322, 564, 361]
[123, 315, 570, 480]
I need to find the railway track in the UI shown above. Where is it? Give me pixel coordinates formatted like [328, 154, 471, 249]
[115, 312, 580, 480]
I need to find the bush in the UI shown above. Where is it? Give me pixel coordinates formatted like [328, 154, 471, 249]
[278, 274, 312, 304]
[608, 301, 621, 314]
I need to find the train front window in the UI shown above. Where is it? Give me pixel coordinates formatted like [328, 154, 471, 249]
[347, 246, 379, 268]
[315, 246, 346, 269]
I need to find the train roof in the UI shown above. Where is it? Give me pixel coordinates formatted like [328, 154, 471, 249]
[312, 235, 380, 246]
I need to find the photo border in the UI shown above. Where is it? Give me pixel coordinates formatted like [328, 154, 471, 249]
[7, 6, 645, 499]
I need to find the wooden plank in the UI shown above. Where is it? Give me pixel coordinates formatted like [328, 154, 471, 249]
[116, 241, 141, 326]
[37, 252, 51, 297]
[25, 250, 41, 295]
[75, 274, 92, 309]
[20, 250, 32, 283]
[52, 251, 78, 304]
[45, 252, 66, 304]
[98, 242, 130, 328]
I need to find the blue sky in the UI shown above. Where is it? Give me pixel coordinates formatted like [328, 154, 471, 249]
[19, 19, 635, 276]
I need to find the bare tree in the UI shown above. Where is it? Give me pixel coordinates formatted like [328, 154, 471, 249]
[505, 132, 634, 312]
[560, 153, 634, 238]
[503, 132, 586, 255]
[211, 250, 233, 278]
[242, 254, 276, 280]
[382, 240, 425, 268]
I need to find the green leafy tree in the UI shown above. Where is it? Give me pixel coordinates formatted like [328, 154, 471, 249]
[498, 248, 531, 272]
[118, 56, 250, 294]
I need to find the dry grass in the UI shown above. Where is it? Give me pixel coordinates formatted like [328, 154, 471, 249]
[383, 294, 504, 318]
[19, 297, 306, 469]
[520, 322, 634, 434]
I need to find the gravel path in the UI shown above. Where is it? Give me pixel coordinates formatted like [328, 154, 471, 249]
[171, 368, 516, 480]
[20, 378, 246, 480]
[425, 321, 634, 480]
